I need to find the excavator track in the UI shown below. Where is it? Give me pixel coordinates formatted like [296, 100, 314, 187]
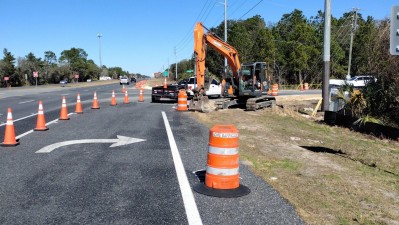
[245, 96, 276, 111]
[215, 96, 276, 111]
[215, 98, 239, 110]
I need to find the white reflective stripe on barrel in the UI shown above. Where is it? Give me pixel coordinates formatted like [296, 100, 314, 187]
[206, 166, 239, 176]
[178, 98, 186, 101]
[208, 146, 238, 155]
[178, 104, 187, 107]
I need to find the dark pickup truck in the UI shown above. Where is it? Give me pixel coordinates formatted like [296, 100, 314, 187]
[151, 84, 190, 102]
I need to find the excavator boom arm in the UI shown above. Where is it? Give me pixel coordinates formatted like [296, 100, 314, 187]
[194, 22, 241, 90]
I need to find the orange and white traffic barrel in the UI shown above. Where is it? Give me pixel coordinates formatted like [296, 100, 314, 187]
[271, 84, 278, 96]
[193, 124, 250, 198]
[177, 89, 188, 111]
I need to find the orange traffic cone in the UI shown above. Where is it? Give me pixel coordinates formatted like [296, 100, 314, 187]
[34, 101, 49, 131]
[1, 108, 19, 146]
[123, 90, 129, 104]
[121, 84, 126, 93]
[300, 84, 304, 91]
[59, 96, 70, 120]
[75, 93, 83, 114]
[163, 78, 167, 88]
[110, 90, 117, 106]
[91, 91, 100, 109]
[138, 88, 144, 102]
[228, 86, 233, 95]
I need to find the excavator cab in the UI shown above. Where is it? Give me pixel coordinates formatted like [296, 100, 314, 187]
[239, 62, 267, 97]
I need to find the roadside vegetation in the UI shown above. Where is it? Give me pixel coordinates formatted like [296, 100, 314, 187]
[0, 48, 148, 87]
[190, 108, 399, 225]
[169, 10, 399, 130]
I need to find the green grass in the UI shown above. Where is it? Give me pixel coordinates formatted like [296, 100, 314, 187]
[275, 159, 301, 171]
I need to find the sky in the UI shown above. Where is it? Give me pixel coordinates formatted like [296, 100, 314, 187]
[1, 0, 397, 77]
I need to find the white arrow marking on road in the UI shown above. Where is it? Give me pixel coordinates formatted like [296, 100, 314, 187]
[35, 135, 146, 153]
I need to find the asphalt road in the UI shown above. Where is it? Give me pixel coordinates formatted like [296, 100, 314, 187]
[0, 83, 304, 225]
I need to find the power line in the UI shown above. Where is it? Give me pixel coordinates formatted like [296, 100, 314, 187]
[174, 0, 217, 56]
[238, 0, 264, 20]
[176, 0, 210, 46]
[229, 0, 248, 19]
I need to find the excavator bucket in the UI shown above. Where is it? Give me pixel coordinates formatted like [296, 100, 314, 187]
[188, 95, 214, 113]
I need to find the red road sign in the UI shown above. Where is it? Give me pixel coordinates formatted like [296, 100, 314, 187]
[75, 74, 79, 79]
[33, 71, 38, 77]
[4, 77, 9, 81]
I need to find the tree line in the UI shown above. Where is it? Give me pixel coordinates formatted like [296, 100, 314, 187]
[0, 47, 147, 87]
[172, 10, 397, 84]
[169, 9, 398, 126]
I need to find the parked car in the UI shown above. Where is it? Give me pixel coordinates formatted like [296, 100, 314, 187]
[120, 76, 129, 85]
[131, 77, 137, 83]
[99, 76, 112, 80]
[60, 79, 68, 87]
[151, 83, 187, 102]
[346, 75, 376, 87]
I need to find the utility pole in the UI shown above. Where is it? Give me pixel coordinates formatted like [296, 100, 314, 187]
[346, 8, 359, 80]
[224, 0, 227, 76]
[97, 33, 103, 69]
[175, 47, 177, 81]
[322, 0, 331, 112]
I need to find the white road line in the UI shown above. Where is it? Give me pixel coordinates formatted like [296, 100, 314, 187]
[18, 100, 35, 104]
[16, 113, 76, 139]
[15, 130, 34, 140]
[161, 111, 203, 225]
[0, 113, 38, 127]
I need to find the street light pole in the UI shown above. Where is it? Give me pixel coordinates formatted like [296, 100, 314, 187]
[97, 33, 103, 68]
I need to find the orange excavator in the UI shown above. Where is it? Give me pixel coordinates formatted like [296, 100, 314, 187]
[189, 22, 276, 112]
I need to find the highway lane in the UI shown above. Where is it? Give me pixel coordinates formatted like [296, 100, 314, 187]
[0, 84, 304, 224]
[0, 83, 148, 138]
[0, 102, 189, 224]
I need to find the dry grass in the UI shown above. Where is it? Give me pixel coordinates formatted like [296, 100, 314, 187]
[190, 107, 399, 225]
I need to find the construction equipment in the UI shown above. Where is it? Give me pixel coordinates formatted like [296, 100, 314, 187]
[189, 22, 276, 112]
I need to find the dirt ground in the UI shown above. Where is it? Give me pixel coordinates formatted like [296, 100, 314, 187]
[189, 107, 399, 225]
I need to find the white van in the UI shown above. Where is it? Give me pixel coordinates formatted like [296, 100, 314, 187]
[205, 78, 222, 98]
[346, 75, 376, 87]
[184, 77, 221, 98]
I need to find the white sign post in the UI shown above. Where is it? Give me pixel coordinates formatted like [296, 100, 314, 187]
[33, 71, 38, 87]
[4, 76, 9, 88]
